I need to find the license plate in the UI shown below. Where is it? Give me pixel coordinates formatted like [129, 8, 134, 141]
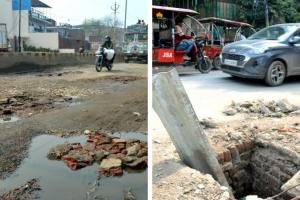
[224, 59, 238, 67]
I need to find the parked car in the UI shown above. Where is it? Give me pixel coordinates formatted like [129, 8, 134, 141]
[220, 23, 300, 86]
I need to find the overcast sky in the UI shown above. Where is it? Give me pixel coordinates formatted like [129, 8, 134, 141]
[41, 0, 148, 26]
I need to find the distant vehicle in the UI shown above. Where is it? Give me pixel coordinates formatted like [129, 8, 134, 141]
[0, 24, 8, 52]
[123, 24, 148, 63]
[198, 17, 255, 69]
[221, 23, 300, 86]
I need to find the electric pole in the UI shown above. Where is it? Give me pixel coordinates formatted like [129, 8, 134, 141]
[264, 0, 270, 27]
[18, 0, 22, 52]
[111, 2, 120, 41]
[124, 0, 128, 30]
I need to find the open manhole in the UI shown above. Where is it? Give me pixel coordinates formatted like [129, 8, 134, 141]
[217, 139, 300, 200]
[0, 132, 148, 200]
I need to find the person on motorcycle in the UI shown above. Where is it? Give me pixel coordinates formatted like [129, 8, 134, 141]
[101, 35, 115, 63]
[175, 17, 198, 62]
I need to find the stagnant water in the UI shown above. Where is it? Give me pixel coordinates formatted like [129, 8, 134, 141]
[0, 116, 19, 124]
[0, 132, 147, 200]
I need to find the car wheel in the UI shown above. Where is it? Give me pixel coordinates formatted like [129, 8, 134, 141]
[212, 56, 221, 70]
[265, 61, 286, 86]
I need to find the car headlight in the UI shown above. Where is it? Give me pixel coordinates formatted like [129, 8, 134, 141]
[249, 47, 269, 55]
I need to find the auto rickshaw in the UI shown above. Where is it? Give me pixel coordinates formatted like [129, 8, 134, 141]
[153, 5, 212, 73]
[198, 17, 256, 69]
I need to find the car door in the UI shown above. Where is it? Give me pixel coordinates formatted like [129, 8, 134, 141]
[288, 29, 300, 75]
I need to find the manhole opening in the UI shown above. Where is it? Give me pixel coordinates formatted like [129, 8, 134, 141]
[217, 139, 300, 200]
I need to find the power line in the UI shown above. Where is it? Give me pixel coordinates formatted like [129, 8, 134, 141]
[18, 0, 22, 52]
[111, 2, 120, 40]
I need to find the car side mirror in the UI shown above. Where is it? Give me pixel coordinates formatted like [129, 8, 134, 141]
[289, 36, 300, 45]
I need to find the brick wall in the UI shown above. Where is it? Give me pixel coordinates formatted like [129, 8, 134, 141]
[0, 52, 124, 73]
[215, 138, 300, 199]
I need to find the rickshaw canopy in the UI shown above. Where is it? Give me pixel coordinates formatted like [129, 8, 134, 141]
[198, 17, 253, 28]
[152, 5, 199, 16]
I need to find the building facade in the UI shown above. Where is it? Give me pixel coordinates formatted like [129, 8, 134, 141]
[153, 0, 238, 20]
[0, 0, 56, 51]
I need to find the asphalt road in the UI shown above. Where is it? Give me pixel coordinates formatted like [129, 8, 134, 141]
[180, 70, 300, 120]
[153, 69, 300, 143]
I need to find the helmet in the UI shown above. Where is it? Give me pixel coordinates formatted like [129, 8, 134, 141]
[105, 35, 111, 42]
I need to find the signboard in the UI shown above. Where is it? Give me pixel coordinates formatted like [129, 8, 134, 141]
[127, 24, 148, 33]
[12, 0, 31, 11]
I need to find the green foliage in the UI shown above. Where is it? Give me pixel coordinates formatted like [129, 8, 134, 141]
[23, 43, 58, 53]
[237, 0, 300, 28]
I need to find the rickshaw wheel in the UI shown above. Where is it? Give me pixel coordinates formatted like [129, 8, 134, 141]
[212, 56, 222, 70]
[197, 57, 212, 73]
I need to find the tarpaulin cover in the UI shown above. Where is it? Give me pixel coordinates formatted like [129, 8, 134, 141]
[12, 0, 31, 11]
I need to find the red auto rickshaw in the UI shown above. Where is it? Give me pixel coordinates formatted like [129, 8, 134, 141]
[153, 6, 212, 73]
[198, 17, 256, 69]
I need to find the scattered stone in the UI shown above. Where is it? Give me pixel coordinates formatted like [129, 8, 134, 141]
[127, 144, 141, 156]
[99, 158, 123, 176]
[223, 108, 237, 116]
[0, 98, 8, 105]
[2, 108, 13, 115]
[47, 144, 73, 160]
[0, 179, 41, 200]
[124, 191, 135, 200]
[94, 150, 109, 161]
[8, 98, 18, 104]
[200, 118, 218, 129]
[133, 112, 141, 117]
[123, 156, 148, 169]
[62, 149, 94, 170]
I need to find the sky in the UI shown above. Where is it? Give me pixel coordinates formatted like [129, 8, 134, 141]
[41, 0, 148, 26]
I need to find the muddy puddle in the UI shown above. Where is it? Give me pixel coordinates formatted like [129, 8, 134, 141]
[0, 132, 147, 200]
[0, 116, 19, 124]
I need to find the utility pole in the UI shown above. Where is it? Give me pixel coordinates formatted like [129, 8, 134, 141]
[264, 0, 270, 27]
[124, 0, 128, 30]
[111, 2, 120, 41]
[18, 0, 22, 52]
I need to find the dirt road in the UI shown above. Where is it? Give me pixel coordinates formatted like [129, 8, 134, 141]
[0, 63, 147, 180]
[153, 70, 300, 200]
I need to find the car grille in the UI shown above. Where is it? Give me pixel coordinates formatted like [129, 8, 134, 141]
[222, 53, 245, 62]
[222, 65, 242, 72]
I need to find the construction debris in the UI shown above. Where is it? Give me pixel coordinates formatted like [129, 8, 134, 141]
[223, 99, 300, 118]
[47, 131, 148, 176]
[0, 179, 41, 200]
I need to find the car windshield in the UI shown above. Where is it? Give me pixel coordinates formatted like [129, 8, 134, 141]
[248, 25, 298, 40]
[138, 33, 148, 41]
[125, 33, 134, 42]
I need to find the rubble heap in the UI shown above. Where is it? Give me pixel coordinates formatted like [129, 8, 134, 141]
[223, 99, 300, 118]
[0, 179, 41, 200]
[47, 131, 148, 176]
[0, 93, 76, 118]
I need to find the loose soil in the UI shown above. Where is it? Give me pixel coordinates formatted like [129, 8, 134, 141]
[0, 63, 147, 186]
[153, 99, 300, 200]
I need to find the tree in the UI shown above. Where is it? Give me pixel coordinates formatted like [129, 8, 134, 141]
[81, 16, 124, 45]
[237, 0, 300, 28]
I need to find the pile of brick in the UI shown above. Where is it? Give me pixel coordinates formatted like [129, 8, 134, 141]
[223, 99, 300, 118]
[47, 131, 148, 176]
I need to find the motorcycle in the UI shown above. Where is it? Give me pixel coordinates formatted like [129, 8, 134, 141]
[194, 38, 212, 73]
[95, 48, 115, 72]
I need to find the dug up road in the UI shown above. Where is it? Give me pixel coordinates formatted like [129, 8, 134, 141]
[0, 63, 147, 180]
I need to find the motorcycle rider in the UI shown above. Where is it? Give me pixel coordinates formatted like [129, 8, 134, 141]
[100, 35, 115, 63]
